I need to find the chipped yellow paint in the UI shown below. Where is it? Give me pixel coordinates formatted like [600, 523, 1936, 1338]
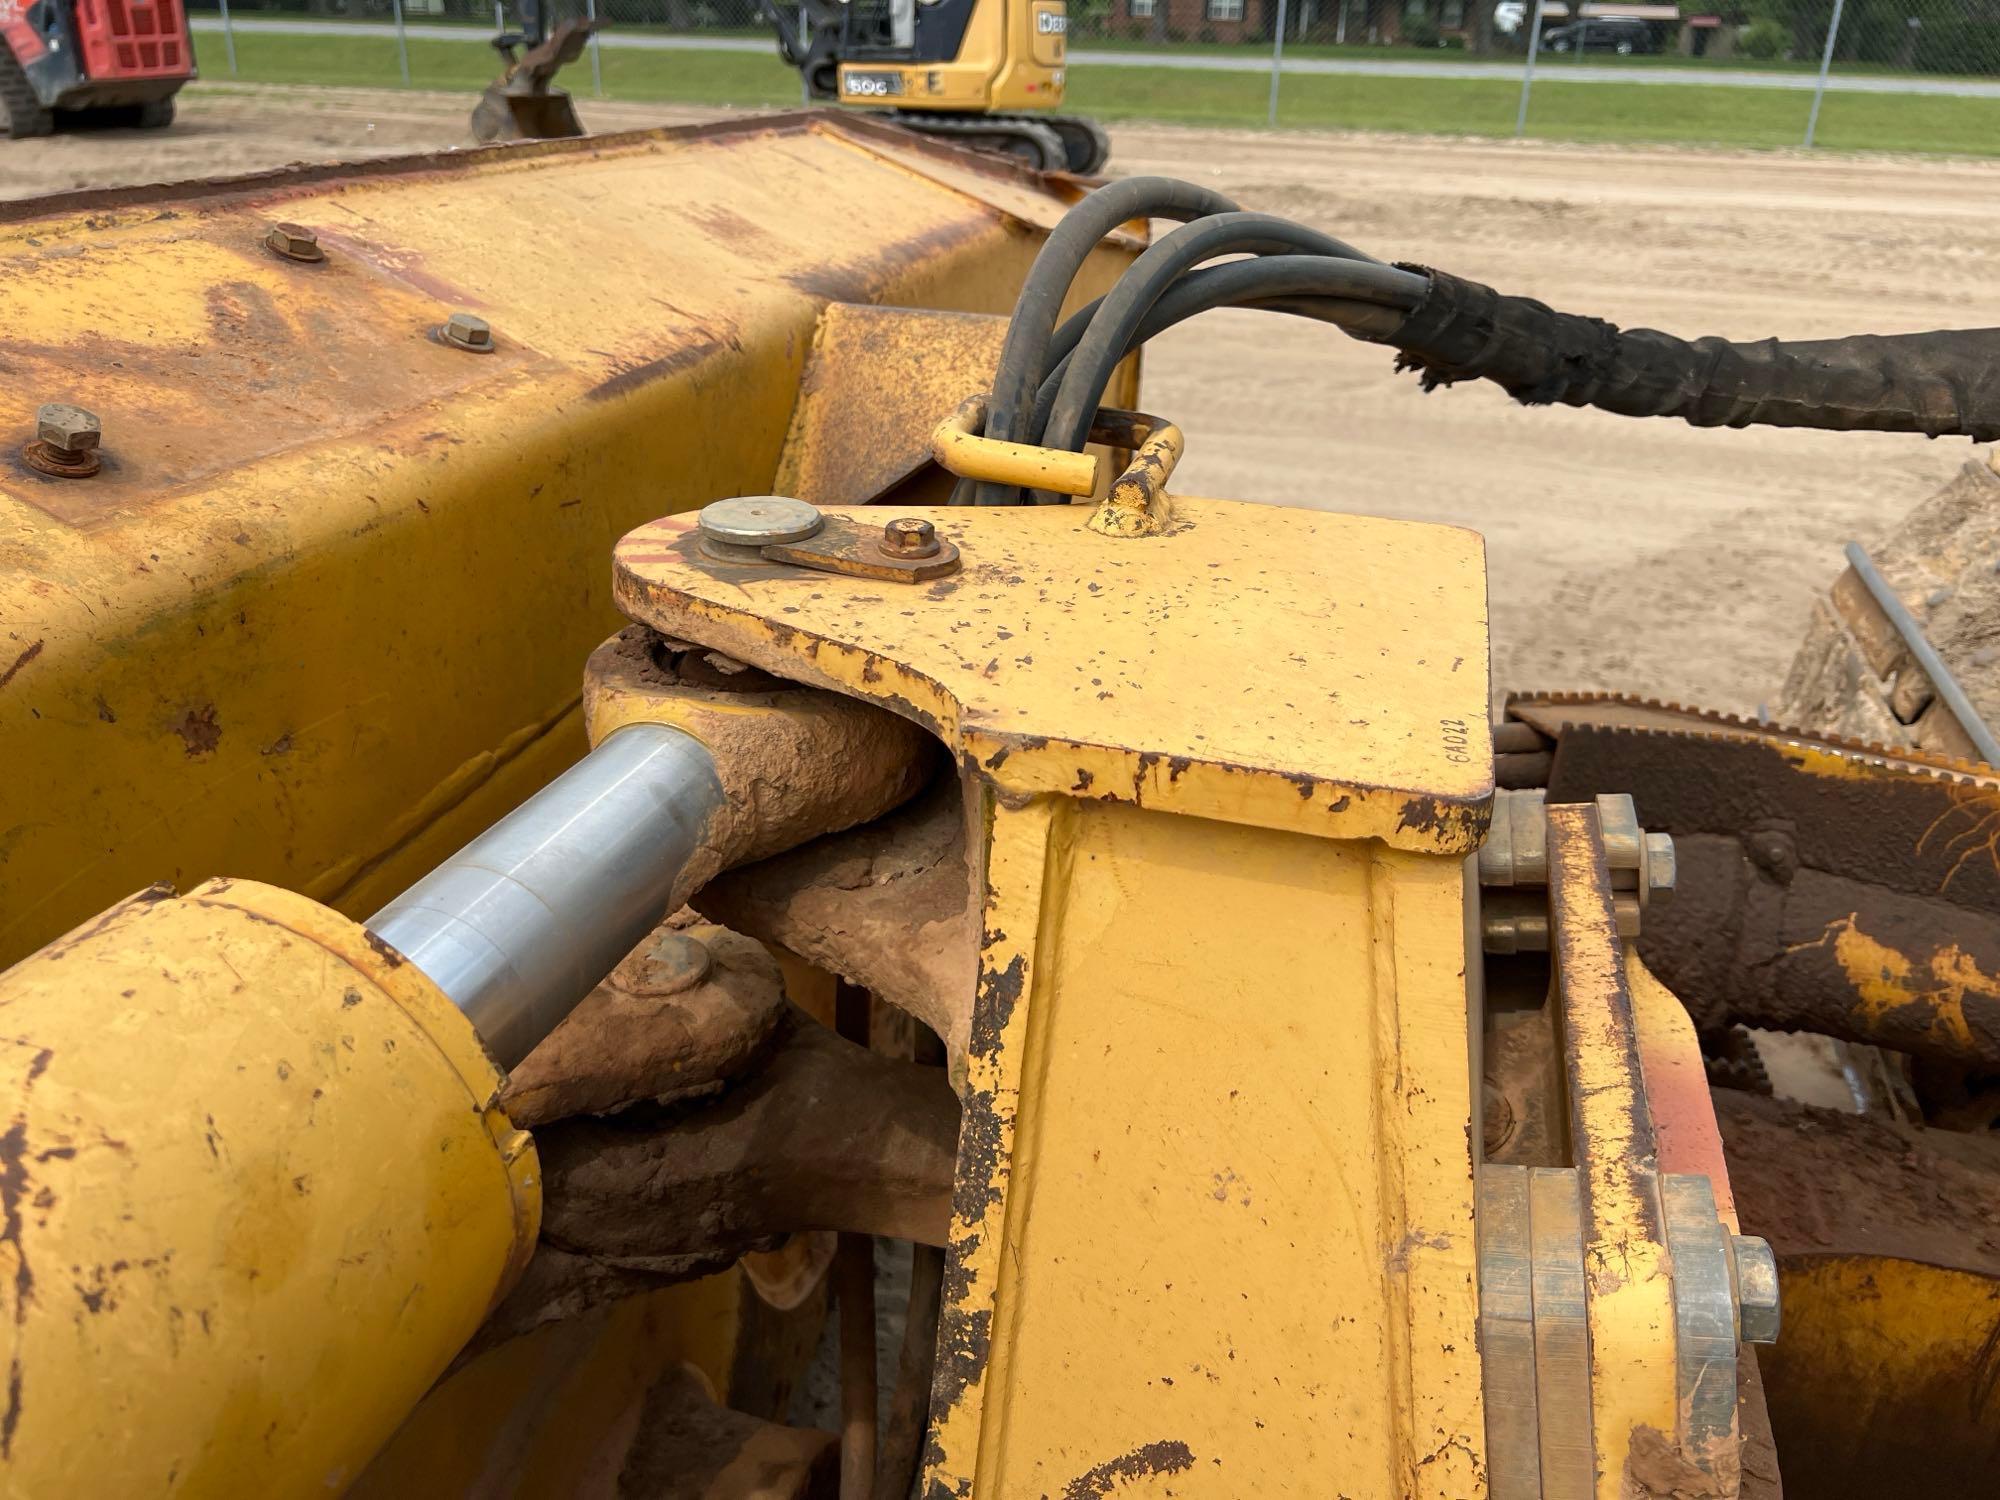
[1822, 913, 1991, 1055]
[1545, 804, 1678, 1500]
[612, 494, 1490, 1496]
[613, 498, 1494, 854]
[0, 879, 538, 1498]
[928, 802, 1484, 1498]
[924, 794, 1056, 1495]
[0, 113, 1141, 969]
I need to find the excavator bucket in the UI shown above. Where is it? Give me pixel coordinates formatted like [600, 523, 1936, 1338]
[470, 17, 597, 143]
[470, 83, 586, 143]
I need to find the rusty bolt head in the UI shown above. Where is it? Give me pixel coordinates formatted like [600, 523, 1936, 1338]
[439, 312, 495, 353]
[1731, 1234, 1781, 1345]
[263, 222, 324, 262]
[882, 517, 941, 558]
[620, 932, 714, 997]
[36, 403, 101, 454]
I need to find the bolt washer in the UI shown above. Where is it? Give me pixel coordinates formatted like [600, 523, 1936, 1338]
[434, 315, 497, 354]
[264, 224, 325, 264]
[22, 440, 100, 479]
[698, 496, 824, 562]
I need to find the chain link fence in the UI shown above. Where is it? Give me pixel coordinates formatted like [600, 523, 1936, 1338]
[181, 0, 2000, 155]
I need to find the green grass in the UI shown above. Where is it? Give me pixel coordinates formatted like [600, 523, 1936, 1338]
[200, 33, 2000, 158]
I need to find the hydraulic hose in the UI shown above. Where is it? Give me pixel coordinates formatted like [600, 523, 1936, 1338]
[1041, 213, 1389, 459]
[1379, 266, 2000, 440]
[1028, 255, 1428, 444]
[975, 176, 1242, 504]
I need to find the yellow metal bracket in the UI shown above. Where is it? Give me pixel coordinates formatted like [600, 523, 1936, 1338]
[931, 394, 1185, 537]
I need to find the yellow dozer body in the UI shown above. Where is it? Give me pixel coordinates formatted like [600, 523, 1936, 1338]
[1, 111, 1995, 1500]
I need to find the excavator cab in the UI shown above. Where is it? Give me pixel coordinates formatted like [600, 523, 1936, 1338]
[759, 0, 1108, 173]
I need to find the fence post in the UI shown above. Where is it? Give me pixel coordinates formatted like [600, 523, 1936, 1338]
[586, 0, 604, 96]
[1804, 0, 1847, 148]
[1268, 0, 1289, 126]
[1515, 0, 1544, 137]
[391, 0, 411, 85]
[216, 0, 238, 75]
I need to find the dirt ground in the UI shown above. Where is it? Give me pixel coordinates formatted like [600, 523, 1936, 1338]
[11, 83, 1998, 714]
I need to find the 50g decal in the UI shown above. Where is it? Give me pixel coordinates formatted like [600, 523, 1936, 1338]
[843, 70, 906, 97]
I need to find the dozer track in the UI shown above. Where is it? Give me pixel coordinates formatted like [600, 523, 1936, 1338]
[1503, 688, 1997, 786]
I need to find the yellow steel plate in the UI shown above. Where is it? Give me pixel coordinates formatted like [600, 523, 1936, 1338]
[613, 499, 1494, 852]
[0, 113, 1139, 966]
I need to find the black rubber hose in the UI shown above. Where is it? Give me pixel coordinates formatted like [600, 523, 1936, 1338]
[1028, 255, 1427, 444]
[974, 176, 1242, 504]
[1041, 213, 1388, 457]
[1380, 267, 2000, 440]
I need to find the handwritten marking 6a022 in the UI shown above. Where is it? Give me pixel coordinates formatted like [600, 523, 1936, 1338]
[1439, 718, 1473, 764]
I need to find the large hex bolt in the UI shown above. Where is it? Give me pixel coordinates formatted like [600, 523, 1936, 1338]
[437, 312, 497, 354]
[1730, 1234, 1781, 1345]
[263, 223, 325, 263]
[25, 403, 103, 478]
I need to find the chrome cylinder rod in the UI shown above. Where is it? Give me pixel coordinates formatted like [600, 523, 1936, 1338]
[368, 722, 725, 1069]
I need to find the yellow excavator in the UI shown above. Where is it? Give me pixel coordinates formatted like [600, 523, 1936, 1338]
[2, 114, 1996, 1498]
[759, 0, 1109, 172]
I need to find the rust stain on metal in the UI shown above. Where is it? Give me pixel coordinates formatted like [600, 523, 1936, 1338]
[0, 640, 42, 691]
[1624, 1424, 1732, 1499]
[1060, 1439, 1198, 1498]
[0, 1044, 54, 1460]
[173, 705, 221, 759]
[0, 112, 901, 225]
[584, 337, 729, 404]
[773, 304, 1008, 507]
[780, 214, 992, 305]
[1548, 804, 1664, 1254]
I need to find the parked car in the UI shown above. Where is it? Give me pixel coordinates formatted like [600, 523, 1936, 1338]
[1543, 16, 1660, 54]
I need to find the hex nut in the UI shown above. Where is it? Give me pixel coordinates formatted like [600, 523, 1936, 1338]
[36, 403, 101, 454]
[439, 312, 496, 353]
[1643, 831, 1677, 897]
[881, 517, 941, 558]
[264, 222, 324, 263]
[1731, 1234, 1781, 1345]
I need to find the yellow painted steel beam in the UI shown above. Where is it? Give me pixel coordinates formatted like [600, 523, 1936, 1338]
[1545, 804, 1680, 1498]
[0, 114, 1141, 970]
[611, 488, 1494, 1496]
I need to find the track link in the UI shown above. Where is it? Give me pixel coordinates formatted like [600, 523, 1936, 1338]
[1504, 688, 1997, 786]
[893, 111, 1067, 173]
[0, 47, 54, 138]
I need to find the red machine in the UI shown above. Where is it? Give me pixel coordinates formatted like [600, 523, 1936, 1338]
[1, 0, 193, 137]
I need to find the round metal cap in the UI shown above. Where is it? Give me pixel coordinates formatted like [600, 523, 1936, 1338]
[698, 495, 824, 547]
